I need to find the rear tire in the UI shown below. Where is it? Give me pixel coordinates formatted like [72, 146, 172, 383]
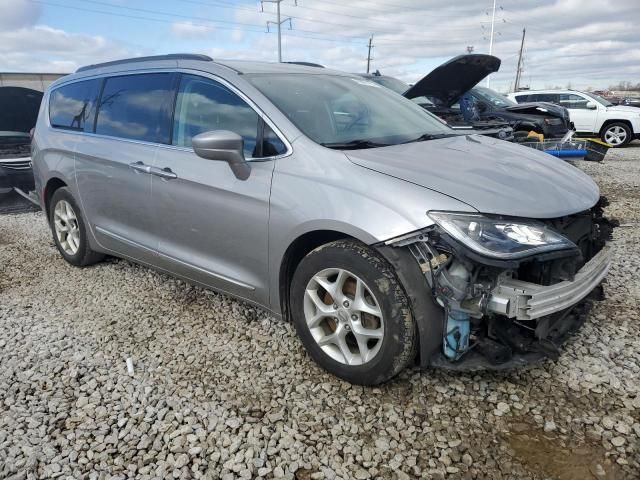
[49, 187, 104, 267]
[601, 122, 632, 147]
[290, 239, 416, 385]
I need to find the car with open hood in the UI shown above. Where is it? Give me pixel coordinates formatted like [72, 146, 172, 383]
[364, 55, 573, 141]
[32, 55, 612, 385]
[360, 68, 514, 141]
[0, 86, 41, 196]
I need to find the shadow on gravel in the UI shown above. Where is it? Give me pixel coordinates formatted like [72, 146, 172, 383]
[0, 190, 40, 215]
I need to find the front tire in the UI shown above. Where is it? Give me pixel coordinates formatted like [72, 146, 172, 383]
[49, 187, 104, 267]
[290, 239, 416, 385]
[601, 122, 632, 147]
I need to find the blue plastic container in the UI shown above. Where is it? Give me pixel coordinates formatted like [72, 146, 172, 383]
[443, 309, 470, 360]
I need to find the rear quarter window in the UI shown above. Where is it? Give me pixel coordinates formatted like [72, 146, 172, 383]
[530, 93, 560, 104]
[49, 79, 101, 132]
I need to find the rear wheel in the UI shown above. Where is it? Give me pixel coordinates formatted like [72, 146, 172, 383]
[49, 187, 104, 267]
[290, 239, 416, 385]
[601, 122, 632, 147]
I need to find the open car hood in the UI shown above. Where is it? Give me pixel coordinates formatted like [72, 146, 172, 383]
[345, 134, 599, 219]
[0, 87, 43, 133]
[404, 54, 501, 107]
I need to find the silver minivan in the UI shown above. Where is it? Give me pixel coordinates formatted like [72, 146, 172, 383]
[32, 54, 613, 385]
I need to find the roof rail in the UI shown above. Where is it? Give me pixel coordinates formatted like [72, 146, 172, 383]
[76, 54, 213, 73]
[282, 61, 325, 68]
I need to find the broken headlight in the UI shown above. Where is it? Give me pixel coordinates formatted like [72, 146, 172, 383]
[428, 212, 576, 259]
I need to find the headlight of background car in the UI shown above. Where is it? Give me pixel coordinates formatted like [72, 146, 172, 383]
[428, 212, 576, 259]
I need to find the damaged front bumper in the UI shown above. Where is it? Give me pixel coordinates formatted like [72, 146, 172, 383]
[488, 245, 612, 320]
[384, 202, 615, 370]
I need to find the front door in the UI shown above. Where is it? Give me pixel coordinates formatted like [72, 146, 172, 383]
[559, 93, 598, 133]
[151, 73, 287, 304]
[75, 72, 176, 264]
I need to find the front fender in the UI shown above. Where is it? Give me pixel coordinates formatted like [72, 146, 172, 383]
[267, 140, 474, 313]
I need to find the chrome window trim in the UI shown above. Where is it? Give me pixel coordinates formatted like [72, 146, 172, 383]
[45, 67, 293, 162]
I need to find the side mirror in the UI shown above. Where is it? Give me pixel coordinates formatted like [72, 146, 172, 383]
[192, 130, 251, 180]
[585, 101, 597, 110]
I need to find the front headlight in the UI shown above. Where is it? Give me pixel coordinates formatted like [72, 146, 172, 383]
[428, 212, 576, 259]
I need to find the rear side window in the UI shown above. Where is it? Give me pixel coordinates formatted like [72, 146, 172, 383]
[49, 79, 101, 132]
[95, 73, 175, 143]
[530, 93, 559, 103]
[172, 74, 260, 157]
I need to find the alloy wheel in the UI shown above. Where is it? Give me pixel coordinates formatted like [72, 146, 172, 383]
[604, 125, 628, 146]
[53, 199, 80, 255]
[303, 268, 384, 365]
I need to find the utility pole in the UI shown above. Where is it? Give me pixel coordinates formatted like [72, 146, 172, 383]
[466, 45, 474, 53]
[262, 0, 297, 62]
[366, 35, 374, 74]
[486, 0, 497, 87]
[514, 28, 526, 92]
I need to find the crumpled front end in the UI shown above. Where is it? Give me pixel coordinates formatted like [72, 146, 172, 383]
[385, 198, 616, 370]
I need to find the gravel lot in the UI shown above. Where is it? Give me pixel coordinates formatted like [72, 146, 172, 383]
[1, 144, 639, 480]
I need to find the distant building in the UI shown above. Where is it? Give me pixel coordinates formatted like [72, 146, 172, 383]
[0, 72, 69, 92]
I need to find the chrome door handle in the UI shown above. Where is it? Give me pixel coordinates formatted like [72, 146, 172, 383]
[150, 166, 178, 180]
[129, 161, 152, 174]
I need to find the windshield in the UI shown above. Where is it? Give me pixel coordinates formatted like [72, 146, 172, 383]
[583, 91, 613, 107]
[367, 76, 410, 95]
[471, 86, 517, 108]
[247, 73, 452, 147]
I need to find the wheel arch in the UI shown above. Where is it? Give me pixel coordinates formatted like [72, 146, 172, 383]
[43, 177, 68, 218]
[278, 229, 354, 322]
[600, 119, 634, 135]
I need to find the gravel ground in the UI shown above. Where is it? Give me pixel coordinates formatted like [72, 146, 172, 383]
[1, 144, 639, 480]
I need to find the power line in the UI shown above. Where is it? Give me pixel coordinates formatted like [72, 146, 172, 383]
[26, 0, 370, 46]
[62, 0, 268, 31]
[27, 0, 266, 32]
[28, 0, 518, 56]
[61, 0, 505, 45]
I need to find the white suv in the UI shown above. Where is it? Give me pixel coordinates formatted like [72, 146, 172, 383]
[508, 89, 640, 147]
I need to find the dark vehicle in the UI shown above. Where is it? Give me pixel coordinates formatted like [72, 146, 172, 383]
[0, 87, 41, 195]
[404, 55, 573, 139]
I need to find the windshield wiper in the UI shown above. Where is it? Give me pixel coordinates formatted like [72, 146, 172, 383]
[320, 139, 391, 150]
[402, 133, 457, 144]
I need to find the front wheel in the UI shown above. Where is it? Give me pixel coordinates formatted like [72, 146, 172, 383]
[601, 122, 632, 147]
[290, 239, 416, 385]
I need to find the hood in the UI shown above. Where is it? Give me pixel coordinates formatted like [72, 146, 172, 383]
[0, 87, 43, 133]
[345, 135, 599, 219]
[504, 101, 567, 118]
[607, 105, 640, 115]
[404, 54, 500, 107]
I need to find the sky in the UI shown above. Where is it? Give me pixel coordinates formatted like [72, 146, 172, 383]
[1, 0, 639, 92]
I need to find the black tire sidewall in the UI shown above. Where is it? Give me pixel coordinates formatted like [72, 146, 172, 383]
[290, 240, 415, 385]
[601, 122, 632, 147]
[49, 187, 93, 267]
